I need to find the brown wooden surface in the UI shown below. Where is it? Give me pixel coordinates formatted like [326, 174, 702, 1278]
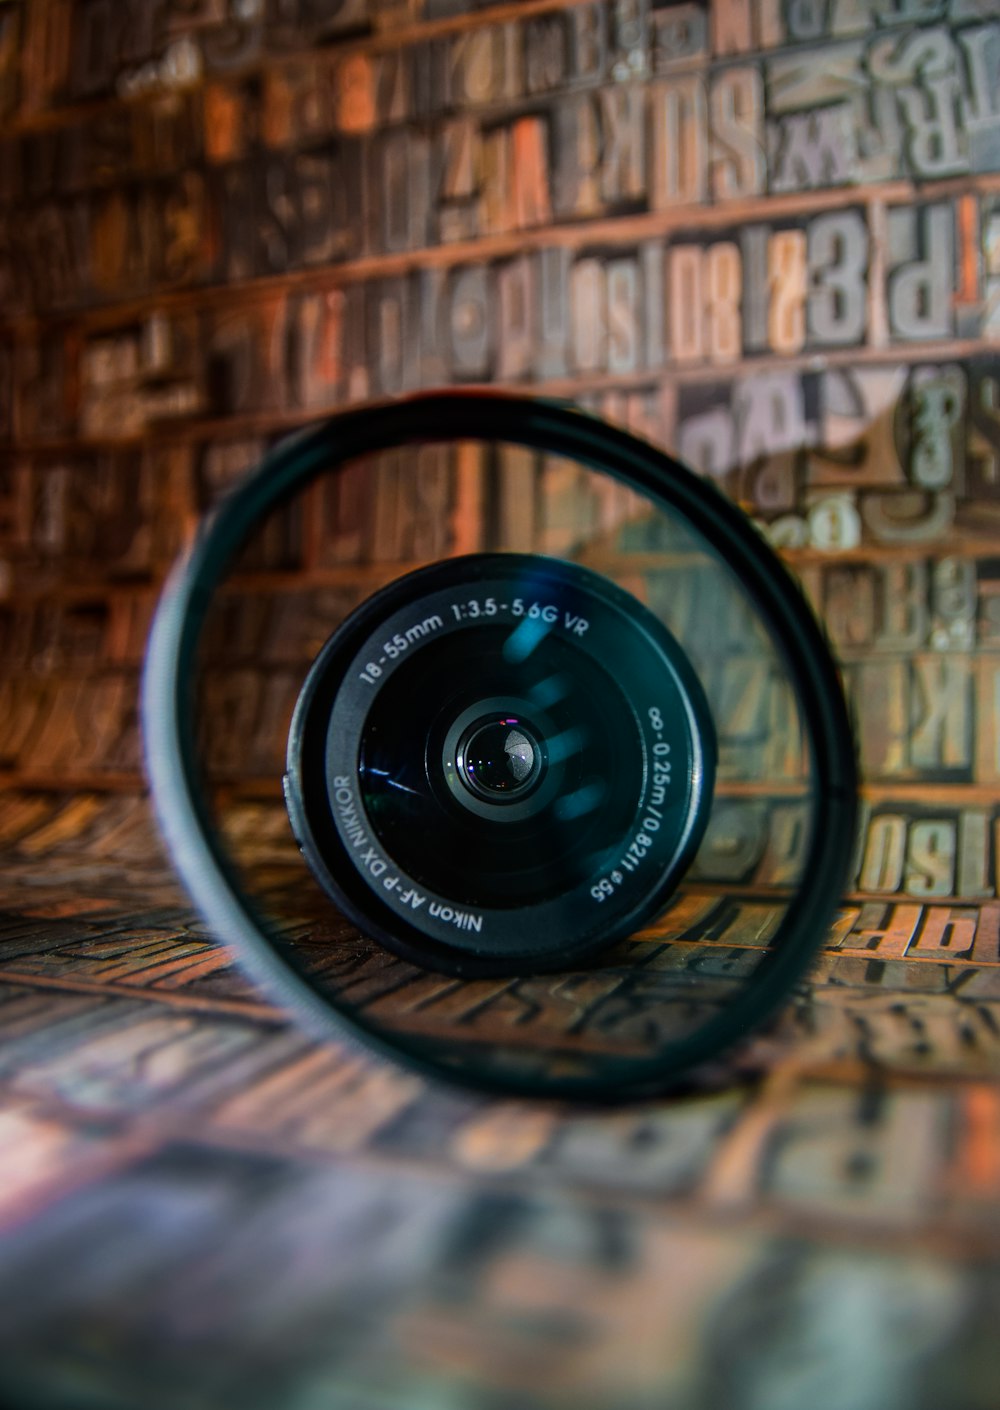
[2, 1, 1000, 1406]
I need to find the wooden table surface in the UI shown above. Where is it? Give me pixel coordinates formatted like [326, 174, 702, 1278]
[0, 786, 996, 1410]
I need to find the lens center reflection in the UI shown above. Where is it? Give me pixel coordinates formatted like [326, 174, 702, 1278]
[458, 717, 543, 801]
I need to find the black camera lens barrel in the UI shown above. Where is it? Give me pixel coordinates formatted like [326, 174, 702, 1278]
[283, 553, 715, 977]
[142, 390, 858, 1101]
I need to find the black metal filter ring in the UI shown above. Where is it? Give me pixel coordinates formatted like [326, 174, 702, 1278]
[142, 389, 858, 1103]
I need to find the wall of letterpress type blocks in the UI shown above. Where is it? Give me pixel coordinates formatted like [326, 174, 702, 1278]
[0, 0, 999, 975]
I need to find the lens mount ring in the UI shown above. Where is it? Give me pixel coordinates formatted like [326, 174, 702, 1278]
[143, 389, 858, 1102]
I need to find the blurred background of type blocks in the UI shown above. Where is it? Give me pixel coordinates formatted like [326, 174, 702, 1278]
[2, 2, 1000, 1407]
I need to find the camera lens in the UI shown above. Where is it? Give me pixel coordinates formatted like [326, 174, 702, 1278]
[457, 717, 541, 799]
[284, 553, 716, 976]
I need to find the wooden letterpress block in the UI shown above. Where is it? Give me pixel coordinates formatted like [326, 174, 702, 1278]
[849, 660, 909, 777]
[495, 444, 537, 553]
[887, 204, 954, 341]
[677, 394, 736, 482]
[808, 367, 908, 489]
[369, 277, 410, 396]
[751, 451, 799, 515]
[767, 228, 807, 355]
[823, 565, 877, 649]
[973, 658, 1000, 785]
[447, 264, 491, 380]
[0, 461, 28, 550]
[954, 192, 982, 338]
[538, 454, 590, 556]
[857, 828, 909, 898]
[606, 257, 640, 375]
[206, 298, 290, 416]
[17, 200, 89, 313]
[201, 7, 264, 73]
[510, 116, 551, 229]
[20, 0, 73, 113]
[650, 75, 707, 208]
[906, 365, 965, 491]
[861, 489, 954, 544]
[450, 442, 486, 555]
[908, 901, 980, 955]
[668, 245, 703, 363]
[687, 799, 766, 882]
[641, 241, 666, 370]
[959, 24, 1000, 173]
[711, 0, 753, 57]
[806, 209, 868, 345]
[90, 186, 161, 299]
[300, 147, 363, 266]
[551, 96, 603, 219]
[953, 812, 992, 896]
[769, 104, 858, 193]
[598, 86, 645, 204]
[536, 246, 570, 379]
[875, 562, 928, 651]
[495, 256, 534, 382]
[734, 370, 811, 466]
[568, 257, 606, 373]
[478, 124, 513, 237]
[565, 2, 607, 86]
[293, 289, 345, 411]
[376, 47, 408, 126]
[704, 242, 742, 364]
[448, 25, 507, 107]
[308, 460, 370, 567]
[414, 267, 450, 388]
[904, 819, 957, 898]
[435, 117, 478, 244]
[855, 78, 905, 184]
[69, 0, 118, 99]
[333, 52, 376, 136]
[524, 12, 568, 95]
[204, 80, 249, 163]
[650, 4, 707, 73]
[712, 656, 770, 780]
[374, 129, 431, 254]
[910, 655, 972, 773]
[966, 362, 1000, 500]
[256, 155, 303, 276]
[341, 285, 370, 404]
[740, 223, 770, 353]
[710, 67, 765, 199]
[411, 445, 452, 561]
[369, 449, 408, 563]
[213, 161, 257, 284]
[17, 331, 76, 442]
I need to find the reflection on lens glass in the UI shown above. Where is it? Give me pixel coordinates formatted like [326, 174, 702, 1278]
[460, 718, 540, 798]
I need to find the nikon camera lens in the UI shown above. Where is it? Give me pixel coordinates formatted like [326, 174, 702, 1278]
[284, 554, 715, 977]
